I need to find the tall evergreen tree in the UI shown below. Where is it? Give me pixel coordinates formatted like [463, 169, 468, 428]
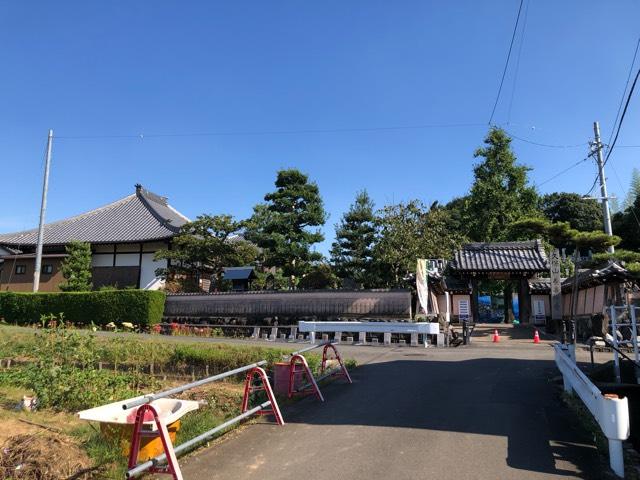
[330, 190, 376, 288]
[613, 192, 640, 252]
[466, 128, 539, 241]
[623, 167, 640, 210]
[59, 241, 92, 291]
[245, 169, 326, 286]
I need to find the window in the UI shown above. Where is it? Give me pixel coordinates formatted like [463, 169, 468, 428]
[42, 264, 54, 275]
[15, 265, 26, 275]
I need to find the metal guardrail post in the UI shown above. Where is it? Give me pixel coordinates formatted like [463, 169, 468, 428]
[554, 344, 629, 477]
[630, 306, 640, 384]
[610, 306, 622, 383]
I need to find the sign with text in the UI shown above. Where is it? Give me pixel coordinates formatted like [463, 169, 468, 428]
[550, 248, 562, 320]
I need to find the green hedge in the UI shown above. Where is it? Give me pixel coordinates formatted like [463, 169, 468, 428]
[0, 290, 166, 328]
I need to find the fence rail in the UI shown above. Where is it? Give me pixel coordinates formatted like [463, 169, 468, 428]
[554, 344, 630, 477]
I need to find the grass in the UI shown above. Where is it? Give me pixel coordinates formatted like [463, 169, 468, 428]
[0, 325, 355, 478]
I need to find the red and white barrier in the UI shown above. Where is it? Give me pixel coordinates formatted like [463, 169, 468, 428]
[125, 361, 284, 479]
[288, 354, 324, 402]
[280, 342, 352, 402]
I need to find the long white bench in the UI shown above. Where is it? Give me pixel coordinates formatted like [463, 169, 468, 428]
[298, 321, 441, 347]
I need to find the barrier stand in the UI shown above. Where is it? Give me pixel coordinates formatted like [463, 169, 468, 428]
[242, 366, 285, 425]
[127, 404, 183, 480]
[320, 343, 353, 384]
[288, 354, 324, 402]
[124, 361, 284, 479]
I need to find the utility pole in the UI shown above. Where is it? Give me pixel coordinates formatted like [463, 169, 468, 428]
[33, 129, 53, 292]
[592, 121, 615, 254]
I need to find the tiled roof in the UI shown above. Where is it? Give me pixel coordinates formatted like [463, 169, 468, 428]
[561, 262, 632, 292]
[0, 185, 189, 246]
[223, 266, 256, 281]
[528, 278, 552, 294]
[451, 240, 549, 274]
[529, 262, 631, 294]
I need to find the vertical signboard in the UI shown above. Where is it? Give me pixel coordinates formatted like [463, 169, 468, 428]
[416, 259, 429, 315]
[550, 248, 562, 320]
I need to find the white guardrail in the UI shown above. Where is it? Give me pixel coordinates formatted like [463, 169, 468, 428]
[554, 344, 630, 477]
[298, 321, 440, 346]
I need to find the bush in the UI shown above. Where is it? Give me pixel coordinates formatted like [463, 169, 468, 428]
[0, 329, 155, 411]
[0, 290, 165, 328]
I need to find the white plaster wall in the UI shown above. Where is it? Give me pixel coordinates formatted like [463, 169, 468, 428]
[92, 254, 114, 267]
[115, 253, 139, 267]
[140, 253, 167, 289]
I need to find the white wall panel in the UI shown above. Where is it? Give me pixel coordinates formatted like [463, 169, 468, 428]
[140, 254, 167, 289]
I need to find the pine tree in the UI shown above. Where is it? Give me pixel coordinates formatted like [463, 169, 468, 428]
[245, 169, 326, 286]
[330, 190, 376, 288]
[59, 241, 93, 291]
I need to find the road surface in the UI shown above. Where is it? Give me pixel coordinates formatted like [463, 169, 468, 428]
[180, 333, 606, 480]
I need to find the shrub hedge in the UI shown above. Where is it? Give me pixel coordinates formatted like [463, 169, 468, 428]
[0, 290, 165, 328]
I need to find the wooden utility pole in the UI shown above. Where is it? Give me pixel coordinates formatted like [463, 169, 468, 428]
[33, 129, 53, 292]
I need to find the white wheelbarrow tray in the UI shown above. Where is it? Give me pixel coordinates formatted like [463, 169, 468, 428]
[78, 396, 199, 432]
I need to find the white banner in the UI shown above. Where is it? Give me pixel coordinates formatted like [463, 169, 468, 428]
[416, 259, 429, 315]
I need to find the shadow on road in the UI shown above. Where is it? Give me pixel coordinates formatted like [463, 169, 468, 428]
[281, 356, 603, 479]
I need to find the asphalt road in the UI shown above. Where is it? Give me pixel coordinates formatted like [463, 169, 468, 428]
[180, 340, 606, 480]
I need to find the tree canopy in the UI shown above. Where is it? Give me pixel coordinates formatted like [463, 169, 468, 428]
[330, 190, 376, 288]
[509, 217, 620, 252]
[540, 192, 602, 232]
[155, 214, 258, 291]
[612, 191, 640, 252]
[373, 200, 465, 287]
[245, 168, 327, 285]
[466, 128, 539, 241]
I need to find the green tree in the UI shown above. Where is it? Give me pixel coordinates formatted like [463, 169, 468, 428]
[155, 214, 258, 291]
[612, 192, 640, 251]
[509, 217, 620, 252]
[622, 167, 640, 210]
[245, 169, 327, 286]
[540, 192, 602, 232]
[298, 263, 339, 290]
[442, 196, 471, 238]
[373, 200, 465, 287]
[330, 190, 376, 288]
[466, 128, 539, 241]
[59, 241, 92, 291]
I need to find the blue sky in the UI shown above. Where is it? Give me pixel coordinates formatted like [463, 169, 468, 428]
[1, 1, 639, 255]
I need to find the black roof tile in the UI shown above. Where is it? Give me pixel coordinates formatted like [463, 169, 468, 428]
[451, 240, 549, 274]
[0, 185, 189, 246]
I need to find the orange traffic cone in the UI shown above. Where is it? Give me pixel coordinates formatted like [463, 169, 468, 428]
[533, 330, 540, 344]
[492, 329, 500, 343]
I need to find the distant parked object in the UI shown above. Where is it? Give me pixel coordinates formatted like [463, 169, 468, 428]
[0, 184, 189, 292]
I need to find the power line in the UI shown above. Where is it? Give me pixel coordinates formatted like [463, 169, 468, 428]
[535, 156, 589, 188]
[506, 0, 530, 124]
[55, 122, 487, 140]
[585, 172, 600, 197]
[604, 66, 640, 166]
[606, 36, 640, 150]
[488, 0, 525, 125]
[505, 130, 588, 148]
